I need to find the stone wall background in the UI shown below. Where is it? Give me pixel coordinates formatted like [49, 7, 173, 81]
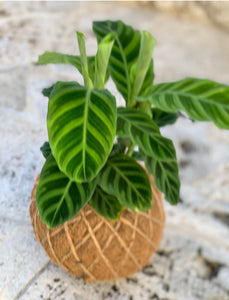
[0, 2, 229, 300]
[145, 1, 229, 32]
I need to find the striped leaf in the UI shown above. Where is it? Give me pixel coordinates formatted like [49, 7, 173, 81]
[89, 186, 123, 220]
[117, 107, 176, 161]
[47, 81, 117, 182]
[139, 60, 154, 97]
[99, 154, 152, 212]
[151, 108, 179, 127]
[36, 155, 97, 228]
[142, 152, 180, 205]
[93, 20, 155, 104]
[38, 51, 96, 82]
[137, 78, 229, 130]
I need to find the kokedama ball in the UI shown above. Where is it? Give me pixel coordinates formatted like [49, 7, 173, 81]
[30, 174, 165, 282]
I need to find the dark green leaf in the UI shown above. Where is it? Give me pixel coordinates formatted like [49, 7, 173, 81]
[131, 151, 144, 161]
[99, 154, 152, 212]
[42, 85, 55, 98]
[117, 107, 176, 161]
[110, 138, 132, 157]
[90, 186, 123, 220]
[47, 81, 117, 182]
[93, 20, 155, 104]
[137, 78, 229, 130]
[40, 141, 51, 159]
[142, 151, 180, 205]
[151, 108, 179, 127]
[36, 155, 97, 228]
[110, 143, 124, 157]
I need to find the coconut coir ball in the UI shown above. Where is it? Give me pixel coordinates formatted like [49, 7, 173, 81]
[30, 174, 165, 282]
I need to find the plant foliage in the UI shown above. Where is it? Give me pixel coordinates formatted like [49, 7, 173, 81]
[47, 81, 116, 182]
[36, 20, 229, 228]
[36, 155, 96, 228]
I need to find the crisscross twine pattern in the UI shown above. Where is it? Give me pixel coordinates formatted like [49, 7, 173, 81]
[30, 173, 165, 282]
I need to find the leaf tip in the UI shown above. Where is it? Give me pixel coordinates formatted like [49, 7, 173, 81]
[76, 31, 83, 37]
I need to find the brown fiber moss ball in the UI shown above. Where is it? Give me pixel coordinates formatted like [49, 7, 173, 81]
[30, 174, 165, 282]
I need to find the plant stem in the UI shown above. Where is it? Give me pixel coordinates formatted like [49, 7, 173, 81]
[128, 97, 136, 108]
[126, 143, 135, 156]
[138, 100, 152, 118]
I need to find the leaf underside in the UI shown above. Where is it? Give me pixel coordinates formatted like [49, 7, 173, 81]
[47, 81, 117, 182]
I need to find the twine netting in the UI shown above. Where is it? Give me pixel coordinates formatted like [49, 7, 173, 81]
[30, 174, 165, 282]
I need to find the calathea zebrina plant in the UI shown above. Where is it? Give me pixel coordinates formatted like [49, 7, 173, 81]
[37, 20, 229, 229]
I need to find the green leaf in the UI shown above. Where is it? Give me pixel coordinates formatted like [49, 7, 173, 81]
[36, 155, 97, 228]
[94, 33, 115, 89]
[38, 51, 82, 68]
[131, 151, 144, 161]
[90, 186, 123, 220]
[151, 108, 179, 127]
[142, 152, 180, 205]
[131, 31, 156, 98]
[117, 107, 176, 161]
[110, 142, 125, 157]
[138, 78, 229, 130]
[139, 60, 154, 97]
[40, 141, 51, 159]
[47, 81, 117, 182]
[99, 154, 152, 212]
[38, 51, 96, 83]
[42, 85, 55, 98]
[93, 20, 155, 104]
[76, 32, 93, 88]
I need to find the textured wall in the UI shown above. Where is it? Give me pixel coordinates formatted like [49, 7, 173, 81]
[146, 1, 229, 32]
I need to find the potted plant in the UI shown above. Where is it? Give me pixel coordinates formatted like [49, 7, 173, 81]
[30, 20, 229, 282]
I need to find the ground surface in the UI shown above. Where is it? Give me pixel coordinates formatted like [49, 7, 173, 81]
[0, 2, 229, 300]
